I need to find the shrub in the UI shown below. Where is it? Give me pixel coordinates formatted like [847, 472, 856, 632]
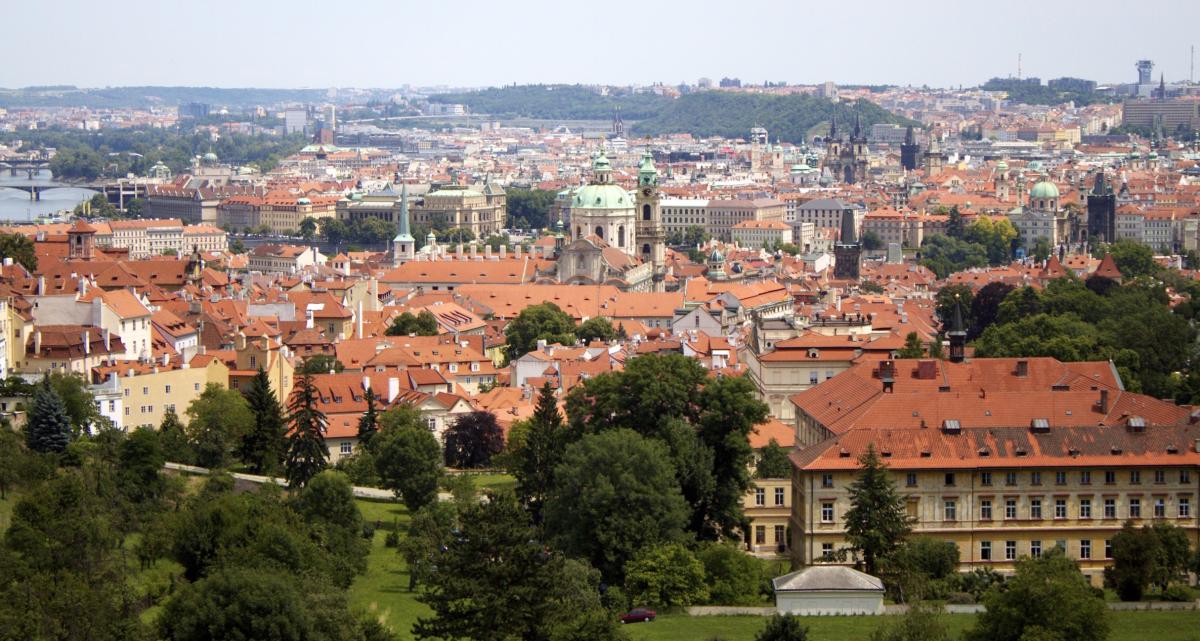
[384, 529, 400, 548]
[946, 592, 975, 605]
[1160, 584, 1193, 602]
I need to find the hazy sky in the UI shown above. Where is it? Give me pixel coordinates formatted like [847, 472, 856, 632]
[4, 0, 1198, 90]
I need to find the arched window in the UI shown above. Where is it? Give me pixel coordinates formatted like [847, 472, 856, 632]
[642, 204, 652, 221]
[594, 226, 604, 240]
[618, 226, 625, 247]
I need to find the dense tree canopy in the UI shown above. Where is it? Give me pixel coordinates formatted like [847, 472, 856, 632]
[504, 302, 578, 360]
[374, 405, 442, 510]
[185, 383, 254, 469]
[385, 310, 439, 336]
[414, 492, 623, 641]
[966, 549, 1108, 641]
[565, 354, 767, 541]
[505, 188, 558, 229]
[0, 232, 37, 272]
[442, 410, 504, 468]
[544, 428, 689, 583]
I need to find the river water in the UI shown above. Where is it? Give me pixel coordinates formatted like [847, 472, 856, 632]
[0, 169, 98, 222]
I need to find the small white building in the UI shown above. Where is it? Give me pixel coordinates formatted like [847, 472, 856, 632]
[772, 566, 884, 616]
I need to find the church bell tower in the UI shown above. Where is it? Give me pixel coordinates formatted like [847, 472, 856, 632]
[635, 150, 666, 291]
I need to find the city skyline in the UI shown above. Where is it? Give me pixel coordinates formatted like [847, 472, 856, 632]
[3, 0, 1199, 91]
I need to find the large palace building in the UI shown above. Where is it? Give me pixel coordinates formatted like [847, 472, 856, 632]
[787, 356, 1200, 586]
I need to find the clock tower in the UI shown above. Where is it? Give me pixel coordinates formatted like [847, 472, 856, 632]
[634, 150, 666, 291]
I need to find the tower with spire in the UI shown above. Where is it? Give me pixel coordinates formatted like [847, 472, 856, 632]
[900, 125, 920, 171]
[947, 295, 967, 363]
[634, 150, 666, 291]
[822, 113, 870, 184]
[392, 184, 415, 266]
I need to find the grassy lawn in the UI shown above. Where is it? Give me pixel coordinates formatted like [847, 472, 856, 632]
[622, 611, 1200, 641]
[465, 472, 517, 494]
[350, 499, 428, 640]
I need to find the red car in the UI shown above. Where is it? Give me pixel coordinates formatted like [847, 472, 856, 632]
[620, 608, 657, 624]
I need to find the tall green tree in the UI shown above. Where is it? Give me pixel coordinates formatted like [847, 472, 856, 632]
[414, 492, 622, 641]
[284, 373, 329, 488]
[966, 549, 1108, 641]
[291, 471, 369, 582]
[842, 444, 912, 576]
[357, 384, 380, 450]
[117, 427, 165, 504]
[442, 410, 504, 469]
[185, 383, 254, 469]
[158, 407, 194, 464]
[504, 302, 577, 360]
[374, 405, 441, 510]
[299, 216, 318, 241]
[694, 374, 769, 539]
[544, 428, 689, 582]
[25, 377, 72, 454]
[1109, 521, 1158, 601]
[512, 381, 566, 520]
[240, 367, 286, 474]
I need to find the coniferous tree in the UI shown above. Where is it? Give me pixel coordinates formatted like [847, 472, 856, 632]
[843, 444, 913, 576]
[357, 385, 379, 450]
[513, 381, 564, 520]
[240, 368, 286, 475]
[284, 373, 329, 488]
[25, 377, 71, 454]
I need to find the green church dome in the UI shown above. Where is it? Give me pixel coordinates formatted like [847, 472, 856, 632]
[572, 183, 631, 209]
[1029, 180, 1059, 199]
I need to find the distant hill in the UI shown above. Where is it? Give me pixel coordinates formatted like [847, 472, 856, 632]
[427, 84, 670, 120]
[428, 85, 914, 143]
[632, 91, 916, 143]
[0, 86, 330, 109]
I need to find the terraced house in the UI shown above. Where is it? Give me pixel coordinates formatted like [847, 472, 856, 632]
[787, 356, 1200, 586]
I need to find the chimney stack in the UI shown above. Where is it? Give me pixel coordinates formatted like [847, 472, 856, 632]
[1098, 389, 1109, 414]
[83, 329, 91, 355]
[500, 244, 507, 259]
[362, 375, 371, 393]
[387, 376, 400, 403]
[470, 243, 478, 259]
[484, 245, 493, 260]
[356, 301, 364, 339]
[34, 330, 41, 355]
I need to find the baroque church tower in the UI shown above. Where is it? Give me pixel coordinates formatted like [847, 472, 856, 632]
[634, 150, 666, 291]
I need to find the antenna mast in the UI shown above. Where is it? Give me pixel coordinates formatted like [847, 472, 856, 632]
[1018, 53, 1022, 80]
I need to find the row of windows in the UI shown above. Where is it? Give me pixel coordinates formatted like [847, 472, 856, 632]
[754, 487, 787, 506]
[981, 539, 1108, 561]
[889, 469, 1193, 488]
[124, 382, 200, 397]
[753, 524, 787, 545]
[819, 496, 1192, 524]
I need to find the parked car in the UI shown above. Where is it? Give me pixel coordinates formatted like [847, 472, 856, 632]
[619, 608, 656, 624]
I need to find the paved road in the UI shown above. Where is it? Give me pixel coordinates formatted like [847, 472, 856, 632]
[163, 462, 406, 500]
